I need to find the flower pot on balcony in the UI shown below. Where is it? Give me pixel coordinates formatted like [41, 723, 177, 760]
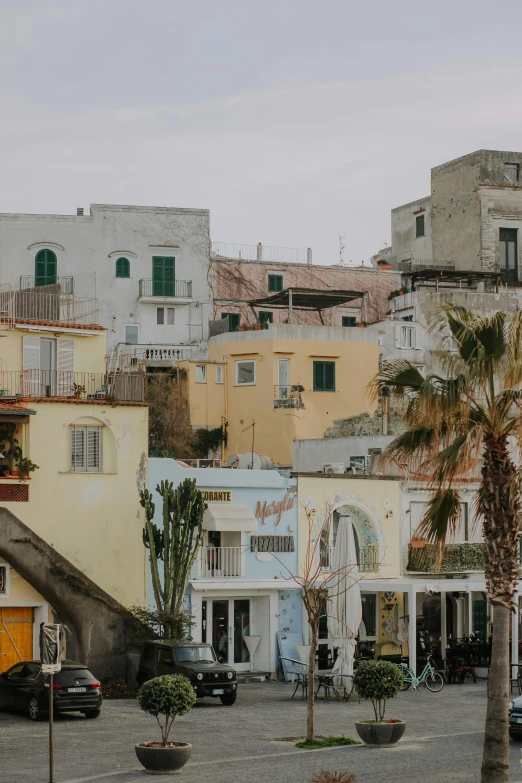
[411, 539, 427, 549]
[11, 469, 20, 478]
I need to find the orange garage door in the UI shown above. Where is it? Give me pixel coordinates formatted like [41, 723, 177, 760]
[0, 608, 33, 673]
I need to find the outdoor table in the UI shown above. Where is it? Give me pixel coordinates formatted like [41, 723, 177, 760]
[314, 669, 340, 701]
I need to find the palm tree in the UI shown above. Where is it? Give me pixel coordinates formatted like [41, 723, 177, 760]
[370, 305, 522, 783]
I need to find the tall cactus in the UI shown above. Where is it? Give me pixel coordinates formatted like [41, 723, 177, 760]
[140, 478, 206, 636]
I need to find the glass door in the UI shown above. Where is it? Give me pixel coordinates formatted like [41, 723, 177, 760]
[40, 338, 56, 396]
[278, 358, 290, 399]
[211, 598, 251, 671]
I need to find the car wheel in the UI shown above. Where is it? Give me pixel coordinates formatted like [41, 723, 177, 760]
[82, 710, 101, 719]
[28, 697, 45, 721]
[220, 692, 237, 706]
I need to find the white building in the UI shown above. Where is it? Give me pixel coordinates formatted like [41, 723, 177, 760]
[0, 204, 212, 362]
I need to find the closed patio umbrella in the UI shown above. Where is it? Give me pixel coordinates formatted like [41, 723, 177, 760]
[328, 517, 362, 684]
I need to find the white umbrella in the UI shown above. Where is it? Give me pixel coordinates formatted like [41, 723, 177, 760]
[328, 516, 362, 684]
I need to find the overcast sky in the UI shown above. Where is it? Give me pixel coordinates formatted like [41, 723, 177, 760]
[2, 0, 522, 265]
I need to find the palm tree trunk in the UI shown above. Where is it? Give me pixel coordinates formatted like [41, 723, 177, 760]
[481, 603, 510, 783]
[479, 435, 521, 783]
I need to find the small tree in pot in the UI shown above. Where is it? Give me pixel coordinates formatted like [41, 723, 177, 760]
[353, 660, 405, 747]
[136, 674, 196, 774]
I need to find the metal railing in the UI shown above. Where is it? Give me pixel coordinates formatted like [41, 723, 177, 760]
[319, 544, 379, 573]
[20, 276, 74, 295]
[197, 547, 242, 578]
[273, 384, 304, 409]
[212, 241, 311, 264]
[0, 370, 144, 402]
[138, 279, 192, 298]
[14, 290, 98, 325]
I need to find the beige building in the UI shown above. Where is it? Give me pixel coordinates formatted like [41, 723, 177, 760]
[177, 324, 380, 464]
[0, 315, 148, 673]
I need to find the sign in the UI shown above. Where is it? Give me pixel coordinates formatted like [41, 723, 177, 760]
[255, 493, 297, 527]
[40, 623, 64, 674]
[250, 535, 295, 553]
[201, 490, 232, 503]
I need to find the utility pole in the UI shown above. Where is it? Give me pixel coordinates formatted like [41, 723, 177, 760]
[242, 420, 257, 469]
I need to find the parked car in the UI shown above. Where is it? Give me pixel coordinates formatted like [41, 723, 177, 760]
[137, 641, 238, 705]
[0, 660, 102, 721]
[509, 695, 522, 739]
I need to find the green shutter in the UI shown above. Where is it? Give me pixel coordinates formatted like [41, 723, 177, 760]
[313, 362, 323, 391]
[259, 311, 273, 325]
[313, 361, 335, 391]
[268, 275, 283, 292]
[116, 258, 130, 278]
[35, 249, 57, 287]
[342, 316, 356, 327]
[152, 257, 175, 296]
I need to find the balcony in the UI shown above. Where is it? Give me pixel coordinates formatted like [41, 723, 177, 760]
[112, 344, 196, 370]
[20, 276, 75, 295]
[399, 258, 456, 272]
[138, 279, 193, 299]
[197, 546, 243, 578]
[407, 542, 486, 573]
[0, 370, 145, 402]
[389, 291, 415, 313]
[319, 544, 379, 573]
[273, 384, 305, 409]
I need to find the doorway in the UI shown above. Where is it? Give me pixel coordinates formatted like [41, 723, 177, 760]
[39, 338, 56, 396]
[278, 358, 290, 398]
[207, 598, 251, 671]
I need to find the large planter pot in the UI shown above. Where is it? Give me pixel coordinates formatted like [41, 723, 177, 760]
[355, 720, 406, 747]
[135, 742, 192, 774]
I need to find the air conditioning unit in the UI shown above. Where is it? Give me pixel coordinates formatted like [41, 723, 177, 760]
[323, 462, 345, 474]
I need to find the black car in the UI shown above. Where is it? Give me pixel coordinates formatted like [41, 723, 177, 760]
[137, 641, 238, 705]
[509, 696, 522, 739]
[0, 660, 102, 721]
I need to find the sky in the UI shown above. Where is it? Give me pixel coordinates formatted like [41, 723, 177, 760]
[2, 0, 522, 265]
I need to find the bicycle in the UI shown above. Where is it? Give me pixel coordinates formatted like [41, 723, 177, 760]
[396, 654, 445, 692]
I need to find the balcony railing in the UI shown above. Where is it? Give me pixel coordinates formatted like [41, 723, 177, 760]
[212, 241, 312, 265]
[389, 291, 415, 312]
[0, 370, 144, 402]
[110, 344, 195, 371]
[407, 542, 486, 573]
[197, 546, 242, 578]
[399, 258, 456, 272]
[20, 276, 74, 295]
[319, 544, 379, 573]
[273, 384, 305, 409]
[14, 290, 98, 325]
[138, 279, 192, 298]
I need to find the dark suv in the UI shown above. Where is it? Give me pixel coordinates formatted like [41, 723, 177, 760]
[137, 641, 238, 705]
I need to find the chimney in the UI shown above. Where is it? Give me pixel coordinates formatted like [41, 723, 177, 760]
[77, 207, 84, 216]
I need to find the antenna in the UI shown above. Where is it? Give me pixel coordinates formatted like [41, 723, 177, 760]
[242, 419, 257, 469]
[339, 234, 346, 266]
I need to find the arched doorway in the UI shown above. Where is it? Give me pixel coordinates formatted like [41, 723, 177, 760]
[35, 249, 57, 287]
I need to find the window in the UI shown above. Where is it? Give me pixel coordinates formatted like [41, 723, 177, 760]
[313, 361, 335, 392]
[258, 311, 273, 326]
[157, 307, 175, 325]
[115, 257, 130, 278]
[167, 307, 174, 325]
[196, 364, 207, 383]
[236, 360, 256, 386]
[70, 425, 102, 472]
[157, 648, 174, 665]
[361, 593, 377, 639]
[415, 214, 425, 238]
[35, 249, 57, 287]
[395, 324, 423, 349]
[221, 312, 240, 332]
[152, 256, 175, 296]
[342, 316, 357, 327]
[215, 366, 224, 384]
[268, 274, 283, 292]
[124, 325, 139, 344]
[500, 228, 518, 282]
[0, 565, 6, 594]
[504, 163, 519, 183]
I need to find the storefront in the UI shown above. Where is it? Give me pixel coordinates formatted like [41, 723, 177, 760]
[148, 459, 300, 676]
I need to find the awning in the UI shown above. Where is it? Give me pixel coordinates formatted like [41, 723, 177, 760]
[203, 504, 258, 533]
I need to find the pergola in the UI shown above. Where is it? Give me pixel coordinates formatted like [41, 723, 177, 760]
[403, 269, 502, 292]
[248, 288, 367, 324]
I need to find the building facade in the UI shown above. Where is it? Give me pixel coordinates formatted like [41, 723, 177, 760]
[148, 458, 300, 676]
[0, 203, 212, 361]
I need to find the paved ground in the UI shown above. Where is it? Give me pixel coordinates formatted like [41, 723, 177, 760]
[1, 680, 522, 783]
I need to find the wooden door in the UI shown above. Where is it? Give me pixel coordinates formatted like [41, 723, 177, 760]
[0, 608, 33, 673]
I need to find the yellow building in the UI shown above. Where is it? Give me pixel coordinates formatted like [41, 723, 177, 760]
[296, 473, 405, 660]
[177, 324, 380, 464]
[0, 317, 148, 672]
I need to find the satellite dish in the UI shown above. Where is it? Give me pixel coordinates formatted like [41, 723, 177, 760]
[226, 453, 240, 468]
[236, 452, 272, 470]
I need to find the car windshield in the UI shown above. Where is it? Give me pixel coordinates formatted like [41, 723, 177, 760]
[53, 669, 96, 686]
[175, 646, 216, 663]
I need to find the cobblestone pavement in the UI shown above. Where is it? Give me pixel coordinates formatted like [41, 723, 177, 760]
[1, 680, 522, 783]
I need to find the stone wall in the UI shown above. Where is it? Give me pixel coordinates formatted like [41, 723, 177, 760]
[324, 396, 407, 438]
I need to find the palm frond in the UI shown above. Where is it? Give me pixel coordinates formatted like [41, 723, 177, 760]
[368, 360, 424, 402]
[380, 426, 435, 466]
[432, 432, 480, 484]
[416, 488, 462, 552]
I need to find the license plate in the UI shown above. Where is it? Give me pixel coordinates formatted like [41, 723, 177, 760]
[516, 718, 522, 724]
[68, 687, 87, 693]
[212, 688, 224, 695]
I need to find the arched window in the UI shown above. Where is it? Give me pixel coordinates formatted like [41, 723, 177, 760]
[115, 258, 130, 278]
[35, 249, 57, 287]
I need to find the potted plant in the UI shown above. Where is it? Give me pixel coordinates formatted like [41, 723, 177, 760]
[410, 536, 427, 549]
[16, 457, 39, 481]
[135, 674, 196, 774]
[353, 660, 405, 747]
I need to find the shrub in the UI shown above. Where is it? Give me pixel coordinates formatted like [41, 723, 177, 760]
[101, 677, 137, 700]
[353, 660, 403, 721]
[137, 675, 196, 746]
[312, 773, 357, 783]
